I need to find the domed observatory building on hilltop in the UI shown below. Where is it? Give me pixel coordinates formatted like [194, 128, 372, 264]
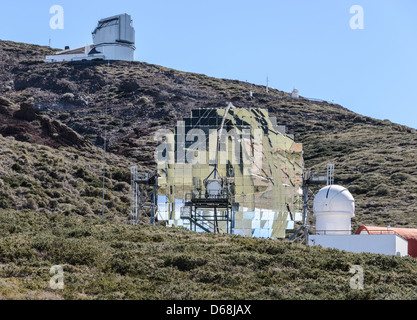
[308, 185, 408, 257]
[45, 14, 135, 62]
[313, 185, 355, 235]
[90, 14, 135, 61]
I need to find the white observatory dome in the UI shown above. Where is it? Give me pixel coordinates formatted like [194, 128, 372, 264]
[313, 185, 355, 235]
[291, 89, 299, 99]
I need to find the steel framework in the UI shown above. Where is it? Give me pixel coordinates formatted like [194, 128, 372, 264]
[289, 164, 335, 242]
[130, 166, 158, 225]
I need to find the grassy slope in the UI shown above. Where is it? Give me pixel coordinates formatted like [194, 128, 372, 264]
[2, 209, 417, 300]
[1, 40, 417, 300]
[0, 132, 136, 221]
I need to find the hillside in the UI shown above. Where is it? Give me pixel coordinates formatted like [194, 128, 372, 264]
[1, 40, 417, 229]
[1, 40, 417, 300]
[0, 130, 135, 220]
[2, 209, 417, 300]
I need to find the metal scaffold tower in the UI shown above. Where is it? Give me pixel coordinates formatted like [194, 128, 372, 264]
[130, 166, 158, 225]
[181, 168, 236, 234]
[130, 166, 139, 224]
[289, 164, 335, 242]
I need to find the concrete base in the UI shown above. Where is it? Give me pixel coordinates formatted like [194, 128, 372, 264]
[308, 234, 408, 257]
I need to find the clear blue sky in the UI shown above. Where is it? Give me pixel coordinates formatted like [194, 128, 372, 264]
[1, 1, 416, 128]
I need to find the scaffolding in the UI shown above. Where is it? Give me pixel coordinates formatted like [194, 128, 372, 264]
[130, 166, 158, 225]
[180, 169, 237, 234]
[289, 164, 336, 242]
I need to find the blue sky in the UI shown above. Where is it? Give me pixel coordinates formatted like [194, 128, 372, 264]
[1, 1, 416, 128]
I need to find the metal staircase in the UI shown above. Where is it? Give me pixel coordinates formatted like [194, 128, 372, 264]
[180, 192, 235, 234]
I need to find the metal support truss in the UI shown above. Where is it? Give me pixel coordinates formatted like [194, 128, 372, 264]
[181, 193, 235, 234]
[289, 169, 328, 242]
[130, 167, 158, 225]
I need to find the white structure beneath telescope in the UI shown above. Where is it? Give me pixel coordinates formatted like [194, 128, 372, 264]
[45, 13, 135, 62]
[308, 185, 408, 257]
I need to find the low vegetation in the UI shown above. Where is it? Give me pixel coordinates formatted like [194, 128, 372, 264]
[0, 133, 135, 221]
[2, 209, 417, 300]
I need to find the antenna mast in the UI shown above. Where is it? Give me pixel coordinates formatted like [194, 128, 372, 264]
[102, 60, 110, 218]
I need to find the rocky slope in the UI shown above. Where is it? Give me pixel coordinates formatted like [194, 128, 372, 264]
[1, 40, 417, 229]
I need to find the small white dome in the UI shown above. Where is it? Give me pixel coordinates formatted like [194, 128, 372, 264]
[313, 185, 355, 217]
[313, 185, 355, 235]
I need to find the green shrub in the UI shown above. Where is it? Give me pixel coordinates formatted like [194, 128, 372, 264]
[138, 96, 150, 104]
[164, 254, 207, 271]
[375, 184, 390, 196]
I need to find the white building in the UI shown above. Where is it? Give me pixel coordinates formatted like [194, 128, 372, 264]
[45, 13, 135, 62]
[308, 185, 408, 257]
[291, 88, 299, 99]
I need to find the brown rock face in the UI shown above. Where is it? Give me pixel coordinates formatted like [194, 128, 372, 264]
[13, 102, 39, 121]
[0, 100, 91, 149]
